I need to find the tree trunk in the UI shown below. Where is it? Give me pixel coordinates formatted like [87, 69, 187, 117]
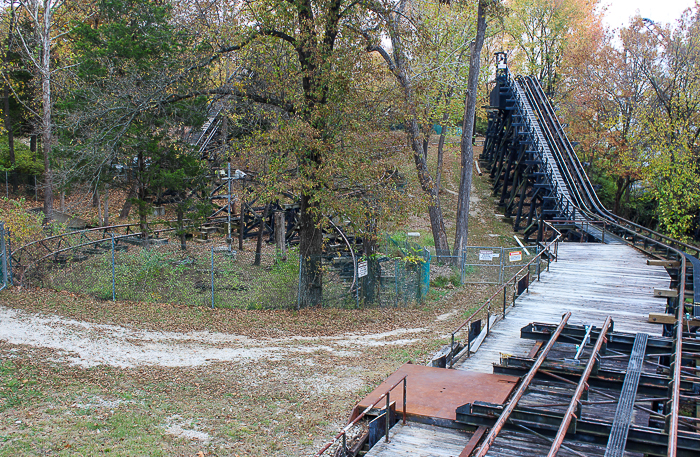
[137, 151, 148, 246]
[3, 85, 14, 166]
[119, 171, 136, 219]
[96, 187, 103, 226]
[103, 184, 109, 226]
[298, 193, 323, 307]
[454, 0, 488, 254]
[40, 7, 54, 222]
[361, 219, 379, 305]
[275, 211, 287, 261]
[406, 118, 450, 255]
[178, 207, 186, 250]
[3, 7, 16, 193]
[254, 203, 270, 266]
[370, 25, 451, 256]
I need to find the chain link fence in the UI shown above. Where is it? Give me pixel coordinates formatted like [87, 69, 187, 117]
[461, 245, 544, 285]
[11, 223, 545, 309]
[19, 230, 432, 309]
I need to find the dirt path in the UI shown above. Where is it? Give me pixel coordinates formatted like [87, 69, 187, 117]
[0, 305, 431, 369]
[0, 298, 455, 456]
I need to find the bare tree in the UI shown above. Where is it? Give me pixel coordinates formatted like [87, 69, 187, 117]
[453, 0, 488, 254]
[12, 0, 63, 219]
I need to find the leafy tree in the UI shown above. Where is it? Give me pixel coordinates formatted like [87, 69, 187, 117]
[64, 0, 210, 234]
[502, 0, 603, 95]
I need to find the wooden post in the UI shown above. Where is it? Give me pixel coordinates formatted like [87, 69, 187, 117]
[275, 211, 286, 261]
[254, 203, 270, 266]
[238, 204, 244, 250]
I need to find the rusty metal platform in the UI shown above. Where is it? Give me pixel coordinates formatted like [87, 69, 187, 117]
[356, 363, 518, 422]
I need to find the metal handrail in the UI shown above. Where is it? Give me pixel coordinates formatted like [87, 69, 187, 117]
[448, 221, 563, 368]
[314, 375, 407, 457]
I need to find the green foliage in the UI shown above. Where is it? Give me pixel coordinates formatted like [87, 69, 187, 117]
[0, 137, 42, 175]
[72, 0, 190, 81]
[0, 198, 44, 246]
[430, 272, 460, 288]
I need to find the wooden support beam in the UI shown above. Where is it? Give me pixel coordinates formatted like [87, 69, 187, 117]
[653, 288, 678, 298]
[648, 313, 700, 326]
[647, 259, 680, 267]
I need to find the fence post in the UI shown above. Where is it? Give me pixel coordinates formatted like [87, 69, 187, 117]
[211, 246, 215, 309]
[503, 283, 507, 318]
[1, 223, 6, 289]
[394, 260, 399, 307]
[6, 231, 11, 285]
[355, 260, 360, 309]
[499, 247, 505, 284]
[460, 249, 465, 285]
[111, 233, 116, 301]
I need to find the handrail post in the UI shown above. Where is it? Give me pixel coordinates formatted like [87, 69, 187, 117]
[341, 433, 347, 457]
[487, 305, 491, 335]
[503, 283, 507, 318]
[402, 377, 407, 425]
[385, 392, 391, 442]
[449, 333, 455, 368]
[467, 325, 472, 358]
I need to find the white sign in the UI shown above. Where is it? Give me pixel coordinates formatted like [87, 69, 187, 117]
[358, 261, 368, 278]
[479, 250, 493, 261]
[509, 251, 522, 262]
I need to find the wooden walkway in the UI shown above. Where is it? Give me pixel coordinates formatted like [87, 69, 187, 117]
[454, 242, 670, 373]
[364, 422, 471, 457]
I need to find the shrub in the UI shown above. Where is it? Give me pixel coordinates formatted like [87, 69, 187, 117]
[0, 136, 43, 175]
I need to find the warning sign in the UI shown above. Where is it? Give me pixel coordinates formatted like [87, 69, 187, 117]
[358, 261, 368, 278]
[509, 251, 522, 262]
[479, 250, 494, 261]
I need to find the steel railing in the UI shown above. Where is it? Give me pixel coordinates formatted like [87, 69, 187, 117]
[448, 221, 563, 368]
[314, 375, 407, 457]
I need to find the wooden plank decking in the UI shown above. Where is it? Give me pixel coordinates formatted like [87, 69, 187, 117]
[364, 422, 471, 457]
[454, 242, 670, 374]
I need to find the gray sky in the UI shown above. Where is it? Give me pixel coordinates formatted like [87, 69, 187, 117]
[602, 0, 697, 29]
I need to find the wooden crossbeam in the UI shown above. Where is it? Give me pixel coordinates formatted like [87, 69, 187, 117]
[648, 313, 700, 326]
[647, 259, 681, 267]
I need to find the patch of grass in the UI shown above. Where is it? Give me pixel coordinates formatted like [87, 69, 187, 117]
[0, 361, 41, 412]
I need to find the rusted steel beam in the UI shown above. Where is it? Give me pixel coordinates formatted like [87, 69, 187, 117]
[547, 316, 613, 457]
[473, 312, 571, 457]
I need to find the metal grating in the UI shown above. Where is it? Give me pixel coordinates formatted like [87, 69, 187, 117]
[604, 332, 648, 457]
